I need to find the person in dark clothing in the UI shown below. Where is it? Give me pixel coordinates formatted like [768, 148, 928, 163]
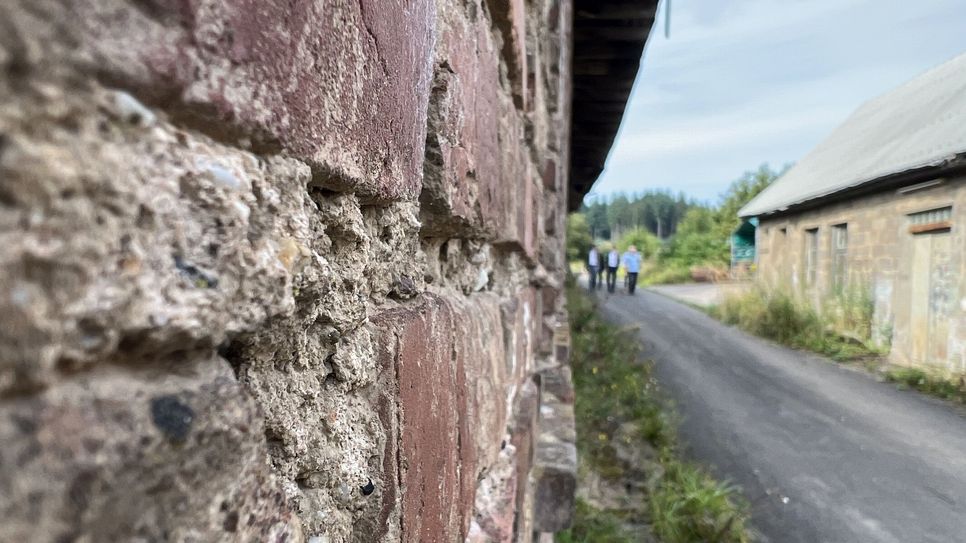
[605, 246, 619, 293]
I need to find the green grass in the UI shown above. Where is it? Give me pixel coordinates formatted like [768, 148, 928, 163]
[884, 367, 966, 404]
[710, 287, 966, 405]
[642, 263, 694, 286]
[710, 287, 878, 362]
[556, 500, 634, 543]
[651, 463, 748, 543]
[560, 284, 751, 543]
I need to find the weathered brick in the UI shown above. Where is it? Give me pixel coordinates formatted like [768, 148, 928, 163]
[421, 0, 539, 253]
[392, 298, 469, 540]
[467, 444, 519, 543]
[541, 159, 558, 192]
[502, 288, 539, 385]
[0, 0, 435, 201]
[370, 287, 558, 541]
[541, 364, 575, 405]
[422, 0, 501, 234]
[372, 293, 517, 542]
[489, 0, 530, 109]
[451, 295, 513, 470]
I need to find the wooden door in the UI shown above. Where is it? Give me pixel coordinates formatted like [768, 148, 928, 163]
[909, 231, 953, 367]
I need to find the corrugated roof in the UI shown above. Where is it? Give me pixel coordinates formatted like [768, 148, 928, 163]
[740, 51, 966, 218]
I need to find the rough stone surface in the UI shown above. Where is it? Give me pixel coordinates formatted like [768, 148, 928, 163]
[532, 337, 577, 533]
[0, 356, 302, 543]
[0, 0, 579, 541]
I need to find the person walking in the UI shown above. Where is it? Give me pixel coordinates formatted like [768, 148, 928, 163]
[587, 246, 600, 290]
[605, 246, 619, 293]
[596, 259, 605, 290]
[622, 245, 642, 294]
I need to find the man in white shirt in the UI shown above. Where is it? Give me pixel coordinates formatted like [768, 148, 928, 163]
[586, 246, 600, 290]
[605, 247, 620, 293]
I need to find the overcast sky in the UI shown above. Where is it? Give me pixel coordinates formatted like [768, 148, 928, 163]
[587, 0, 966, 204]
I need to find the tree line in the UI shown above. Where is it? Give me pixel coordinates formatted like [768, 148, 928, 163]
[569, 164, 786, 281]
[581, 189, 697, 241]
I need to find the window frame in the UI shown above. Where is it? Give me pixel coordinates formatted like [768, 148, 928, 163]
[804, 227, 819, 287]
[830, 223, 848, 290]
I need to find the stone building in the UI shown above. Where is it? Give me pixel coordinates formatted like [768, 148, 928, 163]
[0, 1, 658, 542]
[741, 52, 966, 374]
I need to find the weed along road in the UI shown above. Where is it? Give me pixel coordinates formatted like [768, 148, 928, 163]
[596, 288, 966, 543]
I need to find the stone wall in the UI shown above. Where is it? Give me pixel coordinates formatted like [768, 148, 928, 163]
[0, 1, 577, 541]
[756, 176, 966, 373]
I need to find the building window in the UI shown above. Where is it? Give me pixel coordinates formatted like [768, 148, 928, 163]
[908, 206, 952, 234]
[805, 228, 819, 287]
[831, 224, 848, 290]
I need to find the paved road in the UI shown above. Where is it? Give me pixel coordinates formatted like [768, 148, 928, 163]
[594, 287, 966, 543]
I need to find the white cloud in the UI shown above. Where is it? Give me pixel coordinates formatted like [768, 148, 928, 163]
[610, 106, 844, 162]
[590, 0, 966, 202]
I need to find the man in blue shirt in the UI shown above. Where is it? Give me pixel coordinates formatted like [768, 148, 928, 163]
[622, 245, 642, 294]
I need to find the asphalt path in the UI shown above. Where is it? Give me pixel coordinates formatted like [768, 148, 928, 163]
[593, 286, 966, 543]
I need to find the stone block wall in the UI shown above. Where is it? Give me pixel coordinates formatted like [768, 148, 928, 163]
[756, 176, 966, 373]
[0, 1, 576, 541]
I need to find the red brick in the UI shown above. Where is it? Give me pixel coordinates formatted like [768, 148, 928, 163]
[390, 298, 468, 541]
[450, 295, 512, 470]
[37, 0, 436, 201]
[372, 293, 515, 542]
[422, 1, 538, 251]
[422, 2, 502, 234]
[502, 288, 539, 385]
[489, 0, 530, 109]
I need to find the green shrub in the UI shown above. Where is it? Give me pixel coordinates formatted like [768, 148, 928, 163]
[556, 500, 631, 543]
[616, 227, 661, 259]
[642, 264, 693, 286]
[821, 283, 875, 342]
[567, 213, 594, 264]
[714, 287, 877, 361]
[885, 367, 966, 403]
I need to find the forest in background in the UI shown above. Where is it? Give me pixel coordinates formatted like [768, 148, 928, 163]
[568, 163, 784, 283]
[582, 190, 696, 240]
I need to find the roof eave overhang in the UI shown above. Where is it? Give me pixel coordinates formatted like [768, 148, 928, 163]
[567, 1, 661, 211]
[745, 155, 966, 221]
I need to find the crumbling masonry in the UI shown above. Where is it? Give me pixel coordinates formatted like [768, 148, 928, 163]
[0, 1, 652, 541]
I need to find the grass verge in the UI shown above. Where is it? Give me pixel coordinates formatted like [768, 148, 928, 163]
[709, 287, 878, 362]
[883, 367, 966, 404]
[559, 284, 751, 543]
[641, 263, 694, 286]
[709, 287, 966, 405]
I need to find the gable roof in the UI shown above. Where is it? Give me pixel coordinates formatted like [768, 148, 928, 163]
[740, 52, 966, 218]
